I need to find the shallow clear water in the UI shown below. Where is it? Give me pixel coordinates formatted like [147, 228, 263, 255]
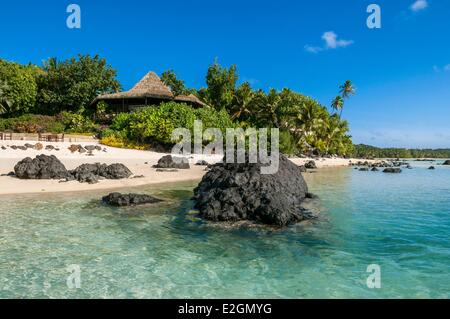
[1, 161, 449, 298]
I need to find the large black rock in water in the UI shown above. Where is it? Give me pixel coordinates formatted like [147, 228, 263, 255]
[193, 155, 311, 226]
[102, 193, 163, 206]
[443, 160, 450, 165]
[14, 155, 69, 179]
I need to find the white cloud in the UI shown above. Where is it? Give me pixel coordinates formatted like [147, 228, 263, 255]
[410, 0, 428, 12]
[305, 31, 353, 54]
[322, 31, 354, 49]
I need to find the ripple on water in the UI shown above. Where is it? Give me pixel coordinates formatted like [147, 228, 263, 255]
[0, 165, 450, 298]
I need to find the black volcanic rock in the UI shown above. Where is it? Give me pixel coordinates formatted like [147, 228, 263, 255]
[102, 193, 163, 206]
[14, 155, 132, 183]
[14, 155, 69, 179]
[193, 155, 312, 227]
[70, 163, 132, 182]
[443, 160, 450, 165]
[304, 160, 317, 169]
[154, 155, 190, 169]
[383, 168, 402, 174]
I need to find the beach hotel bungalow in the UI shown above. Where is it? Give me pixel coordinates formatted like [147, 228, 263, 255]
[91, 71, 205, 113]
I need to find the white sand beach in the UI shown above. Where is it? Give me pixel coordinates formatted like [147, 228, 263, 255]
[0, 140, 366, 195]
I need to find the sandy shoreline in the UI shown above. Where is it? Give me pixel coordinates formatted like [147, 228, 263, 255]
[0, 140, 367, 195]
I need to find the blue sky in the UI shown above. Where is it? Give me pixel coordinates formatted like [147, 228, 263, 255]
[1, 0, 449, 148]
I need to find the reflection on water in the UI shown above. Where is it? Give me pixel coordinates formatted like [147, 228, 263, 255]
[0, 163, 449, 298]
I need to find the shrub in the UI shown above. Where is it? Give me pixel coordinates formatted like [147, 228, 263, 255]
[57, 111, 98, 133]
[102, 102, 235, 148]
[0, 113, 97, 134]
[0, 114, 64, 133]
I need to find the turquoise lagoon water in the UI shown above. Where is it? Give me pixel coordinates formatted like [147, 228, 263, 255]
[0, 160, 449, 298]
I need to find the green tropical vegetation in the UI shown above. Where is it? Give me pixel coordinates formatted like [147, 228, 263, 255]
[100, 101, 235, 150]
[0, 54, 358, 156]
[352, 144, 450, 159]
[0, 60, 38, 115]
[161, 70, 193, 96]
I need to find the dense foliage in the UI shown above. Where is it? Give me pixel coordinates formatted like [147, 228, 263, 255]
[194, 62, 354, 156]
[36, 55, 121, 115]
[100, 102, 234, 149]
[0, 60, 39, 115]
[353, 144, 450, 159]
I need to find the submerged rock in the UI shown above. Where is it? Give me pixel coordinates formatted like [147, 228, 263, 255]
[193, 155, 312, 227]
[428, 166, 435, 170]
[383, 168, 402, 174]
[154, 155, 190, 169]
[102, 192, 163, 206]
[14, 155, 69, 179]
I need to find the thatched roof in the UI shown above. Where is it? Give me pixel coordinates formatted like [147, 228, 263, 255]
[93, 71, 206, 107]
[175, 94, 206, 107]
[94, 71, 173, 101]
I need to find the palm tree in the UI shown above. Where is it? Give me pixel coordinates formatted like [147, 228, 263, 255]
[336, 80, 356, 118]
[254, 89, 283, 128]
[230, 82, 254, 122]
[0, 80, 12, 115]
[339, 80, 356, 99]
[331, 95, 344, 118]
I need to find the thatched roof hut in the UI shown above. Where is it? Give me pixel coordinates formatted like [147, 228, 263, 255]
[92, 71, 206, 111]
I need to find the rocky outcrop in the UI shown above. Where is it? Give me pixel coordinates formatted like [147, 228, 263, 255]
[193, 155, 313, 227]
[154, 155, 190, 169]
[69, 163, 132, 182]
[102, 192, 163, 206]
[13, 155, 132, 183]
[14, 155, 69, 179]
[443, 160, 450, 165]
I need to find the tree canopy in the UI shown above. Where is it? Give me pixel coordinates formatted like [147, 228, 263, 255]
[36, 54, 121, 114]
[0, 60, 38, 115]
